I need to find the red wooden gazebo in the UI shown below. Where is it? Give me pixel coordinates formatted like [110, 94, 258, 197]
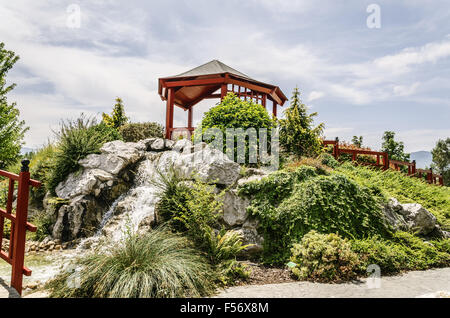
[158, 60, 288, 139]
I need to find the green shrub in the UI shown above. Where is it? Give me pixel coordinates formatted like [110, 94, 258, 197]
[337, 163, 450, 230]
[290, 231, 360, 282]
[27, 144, 56, 203]
[119, 122, 164, 142]
[351, 233, 450, 274]
[320, 153, 339, 169]
[241, 167, 391, 264]
[197, 93, 275, 164]
[46, 116, 121, 193]
[46, 228, 216, 298]
[279, 87, 324, 157]
[29, 209, 54, 241]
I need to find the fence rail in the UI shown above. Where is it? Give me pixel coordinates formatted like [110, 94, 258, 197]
[0, 160, 41, 295]
[323, 138, 444, 186]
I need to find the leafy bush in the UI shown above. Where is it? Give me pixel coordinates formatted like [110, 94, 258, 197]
[46, 116, 121, 193]
[337, 163, 450, 230]
[29, 209, 54, 241]
[119, 122, 164, 142]
[27, 144, 56, 203]
[240, 167, 391, 264]
[154, 168, 249, 285]
[290, 231, 360, 282]
[46, 228, 216, 298]
[320, 153, 339, 169]
[279, 87, 323, 157]
[351, 232, 450, 274]
[197, 93, 275, 163]
[0, 42, 29, 169]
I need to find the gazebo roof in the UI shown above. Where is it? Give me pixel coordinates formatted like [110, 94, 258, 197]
[173, 60, 253, 80]
[158, 60, 287, 109]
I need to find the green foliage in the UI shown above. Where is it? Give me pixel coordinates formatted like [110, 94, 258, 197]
[30, 209, 54, 241]
[290, 231, 360, 282]
[154, 168, 249, 285]
[198, 93, 275, 163]
[431, 138, 450, 186]
[102, 97, 128, 129]
[27, 144, 56, 203]
[119, 122, 164, 142]
[352, 136, 363, 148]
[320, 152, 339, 169]
[46, 115, 121, 193]
[381, 131, 410, 162]
[46, 228, 216, 298]
[0, 42, 28, 169]
[337, 163, 450, 230]
[351, 232, 450, 275]
[240, 166, 390, 264]
[279, 87, 324, 157]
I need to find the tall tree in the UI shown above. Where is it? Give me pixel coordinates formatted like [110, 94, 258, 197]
[431, 138, 450, 185]
[0, 42, 28, 169]
[381, 131, 410, 162]
[352, 136, 363, 148]
[279, 87, 324, 157]
[102, 97, 128, 129]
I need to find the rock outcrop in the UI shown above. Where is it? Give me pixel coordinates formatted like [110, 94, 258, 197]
[383, 198, 449, 238]
[47, 138, 262, 253]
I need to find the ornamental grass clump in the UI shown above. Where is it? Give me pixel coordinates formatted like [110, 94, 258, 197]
[290, 231, 360, 282]
[46, 228, 216, 298]
[46, 115, 121, 193]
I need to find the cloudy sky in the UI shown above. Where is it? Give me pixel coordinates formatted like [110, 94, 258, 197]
[1, 0, 449, 152]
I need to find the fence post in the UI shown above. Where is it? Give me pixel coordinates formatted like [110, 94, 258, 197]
[383, 153, 389, 170]
[428, 168, 433, 184]
[10, 159, 30, 296]
[334, 137, 339, 159]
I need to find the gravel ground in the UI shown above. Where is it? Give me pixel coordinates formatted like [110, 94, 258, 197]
[217, 267, 450, 298]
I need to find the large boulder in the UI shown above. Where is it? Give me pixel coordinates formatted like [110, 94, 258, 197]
[222, 189, 250, 227]
[55, 169, 114, 200]
[52, 196, 103, 241]
[383, 198, 438, 236]
[173, 146, 240, 186]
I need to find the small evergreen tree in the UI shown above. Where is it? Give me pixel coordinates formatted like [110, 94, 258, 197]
[279, 87, 324, 157]
[431, 138, 450, 185]
[381, 131, 410, 162]
[0, 42, 28, 169]
[352, 136, 363, 148]
[102, 97, 128, 129]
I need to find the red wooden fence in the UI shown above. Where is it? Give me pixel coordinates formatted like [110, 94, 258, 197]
[0, 159, 41, 295]
[323, 138, 444, 186]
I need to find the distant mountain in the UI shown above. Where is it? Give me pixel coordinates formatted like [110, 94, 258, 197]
[410, 151, 433, 169]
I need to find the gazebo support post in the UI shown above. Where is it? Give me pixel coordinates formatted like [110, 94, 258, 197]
[165, 87, 175, 139]
[188, 107, 193, 129]
[272, 102, 277, 118]
[221, 84, 228, 100]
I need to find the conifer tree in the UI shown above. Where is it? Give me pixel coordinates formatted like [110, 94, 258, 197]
[102, 97, 129, 129]
[279, 87, 324, 157]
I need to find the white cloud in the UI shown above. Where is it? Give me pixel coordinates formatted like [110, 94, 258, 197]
[374, 40, 450, 74]
[307, 91, 325, 102]
[393, 82, 420, 97]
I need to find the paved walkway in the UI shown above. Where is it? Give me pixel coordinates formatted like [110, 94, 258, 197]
[2, 268, 449, 298]
[217, 268, 450, 298]
[0, 279, 20, 298]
